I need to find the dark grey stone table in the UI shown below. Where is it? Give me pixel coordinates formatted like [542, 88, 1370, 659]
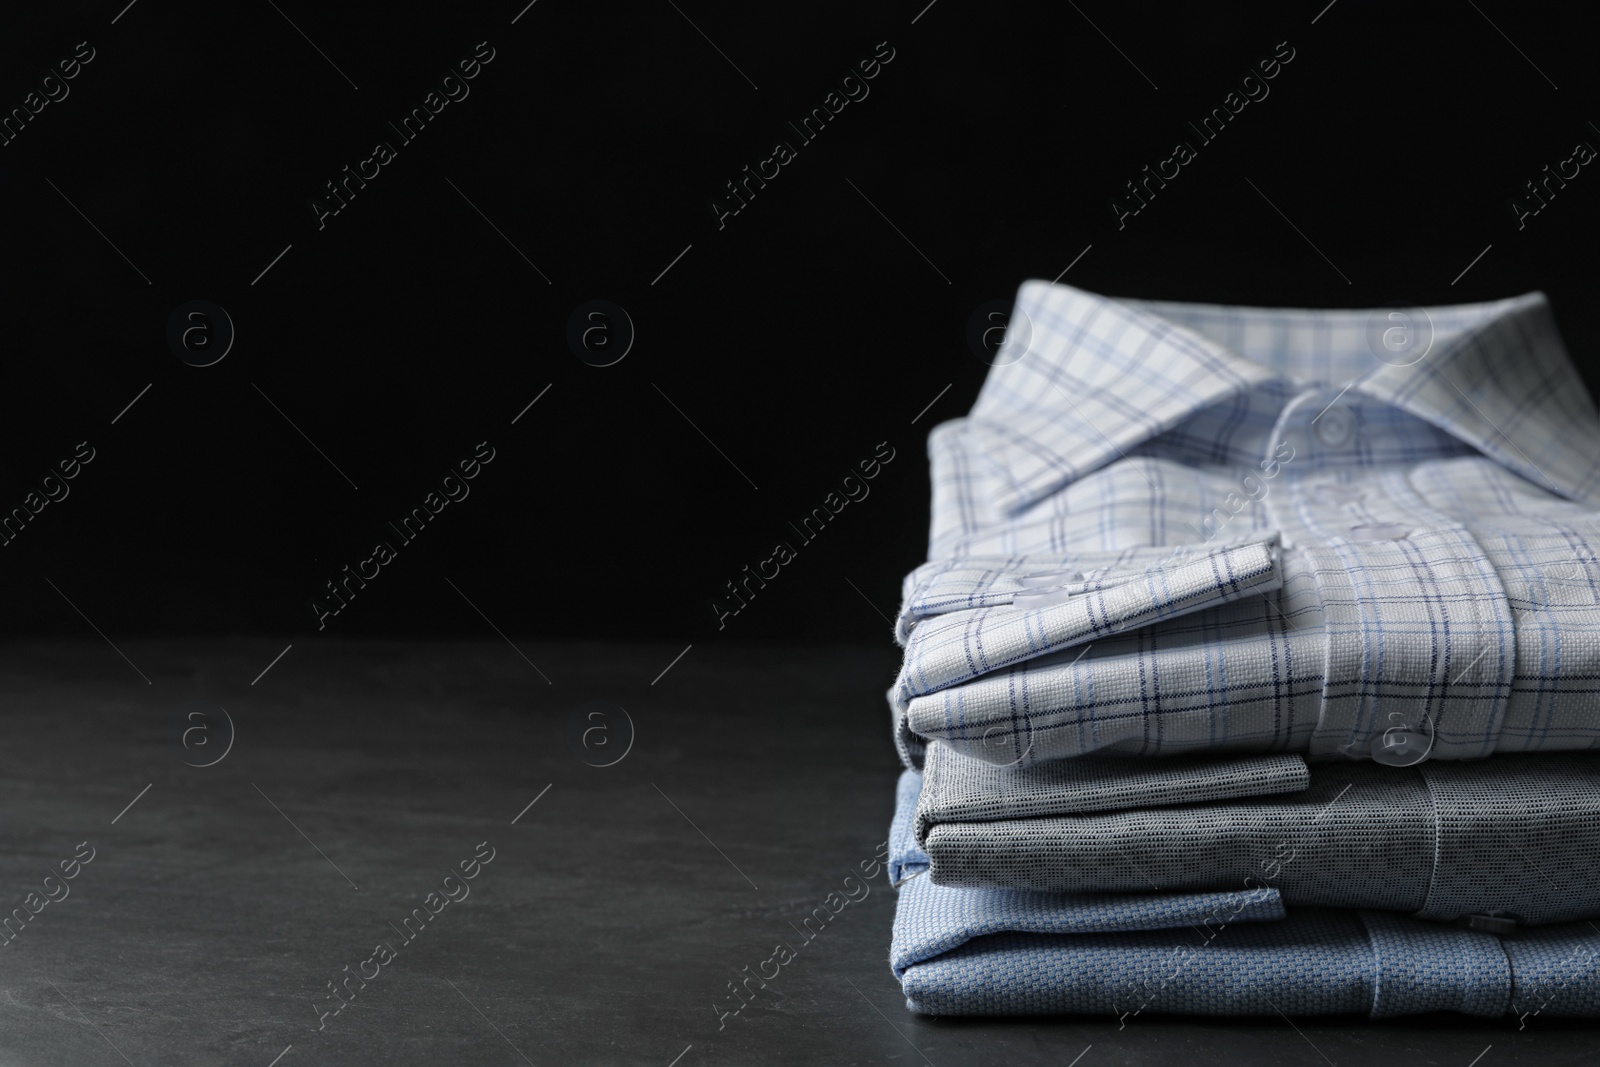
[0, 640, 1592, 1065]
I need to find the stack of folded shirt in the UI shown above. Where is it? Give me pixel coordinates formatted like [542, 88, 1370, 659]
[883, 282, 1600, 1019]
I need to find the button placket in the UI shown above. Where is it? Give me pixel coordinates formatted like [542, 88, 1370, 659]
[1304, 526, 1514, 763]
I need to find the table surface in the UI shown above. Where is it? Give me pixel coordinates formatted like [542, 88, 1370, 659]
[0, 639, 1592, 1065]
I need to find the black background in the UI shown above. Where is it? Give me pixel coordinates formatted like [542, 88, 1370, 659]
[3, 0, 1598, 643]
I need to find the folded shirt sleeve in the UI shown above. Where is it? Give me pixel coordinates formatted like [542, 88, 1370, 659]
[917, 745, 1600, 924]
[893, 518, 1600, 766]
[891, 538, 1289, 767]
[895, 537, 1284, 704]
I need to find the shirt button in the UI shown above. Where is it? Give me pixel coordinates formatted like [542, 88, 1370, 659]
[1018, 570, 1083, 589]
[1371, 727, 1431, 766]
[1349, 522, 1410, 542]
[1464, 913, 1519, 935]
[1313, 403, 1355, 448]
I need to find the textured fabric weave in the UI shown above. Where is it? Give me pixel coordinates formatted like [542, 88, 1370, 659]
[914, 743, 1310, 841]
[893, 284, 1600, 768]
[889, 770, 1289, 970]
[889, 769, 1600, 1018]
[917, 744, 1600, 924]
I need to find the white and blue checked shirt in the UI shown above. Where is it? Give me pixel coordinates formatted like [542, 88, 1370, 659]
[893, 285, 1600, 767]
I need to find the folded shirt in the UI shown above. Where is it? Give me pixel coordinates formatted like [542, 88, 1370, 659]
[916, 742, 1600, 924]
[892, 284, 1600, 768]
[889, 768, 1600, 1019]
[887, 764, 1290, 943]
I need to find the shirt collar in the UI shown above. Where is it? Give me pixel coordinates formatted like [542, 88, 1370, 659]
[965, 282, 1600, 514]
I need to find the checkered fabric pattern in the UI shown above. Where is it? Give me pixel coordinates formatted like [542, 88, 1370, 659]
[893, 284, 1600, 768]
[889, 768, 1600, 1018]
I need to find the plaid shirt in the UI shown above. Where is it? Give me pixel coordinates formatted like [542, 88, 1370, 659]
[893, 284, 1600, 767]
